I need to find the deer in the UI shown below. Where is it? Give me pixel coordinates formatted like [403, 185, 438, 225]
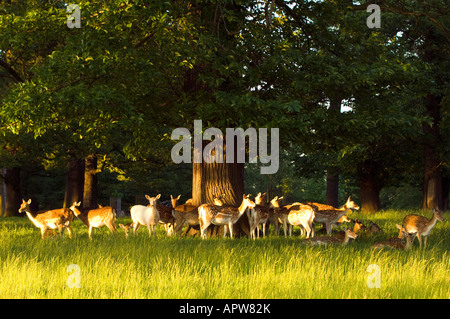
[171, 195, 224, 236]
[198, 194, 256, 239]
[69, 201, 116, 240]
[119, 222, 133, 239]
[130, 194, 160, 237]
[400, 208, 445, 249]
[145, 195, 175, 237]
[248, 192, 270, 239]
[18, 199, 74, 239]
[269, 196, 291, 237]
[303, 227, 357, 246]
[311, 197, 360, 235]
[334, 218, 366, 242]
[373, 225, 417, 251]
[287, 203, 316, 238]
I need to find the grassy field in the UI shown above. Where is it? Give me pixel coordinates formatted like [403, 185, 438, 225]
[0, 209, 448, 299]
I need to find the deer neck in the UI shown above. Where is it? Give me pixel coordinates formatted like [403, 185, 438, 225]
[24, 209, 42, 228]
[342, 233, 351, 245]
[71, 207, 89, 226]
[238, 201, 250, 217]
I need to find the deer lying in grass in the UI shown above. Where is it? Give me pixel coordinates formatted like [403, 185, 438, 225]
[400, 208, 445, 249]
[19, 199, 74, 239]
[130, 194, 160, 237]
[373, 225, 417, 251]
[304, 227, 357, 246]
[310, 197, 360, 235]
[198, 194, 255, 239]
[70, 202, 116, 240]
[248, 193, 269, 239]
[287, 203, 316, 238]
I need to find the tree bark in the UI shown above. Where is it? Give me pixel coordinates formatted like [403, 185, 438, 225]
[422, 94, 443, 210]
[325, 172, 339, 208]
[83, 154, 98, 209]
[325, 97, 341, 207]
[63, 157, 84, 208]
[191, 139, 247, 237]
[358, 160, 382, 213]
[4, 167, 21, 217]
[360, 178, 381, 213]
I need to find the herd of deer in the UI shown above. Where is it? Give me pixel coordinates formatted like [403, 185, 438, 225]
[17, 193, 445, 251]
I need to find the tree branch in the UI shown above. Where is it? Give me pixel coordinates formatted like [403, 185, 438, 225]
[0, 58, 24, 83]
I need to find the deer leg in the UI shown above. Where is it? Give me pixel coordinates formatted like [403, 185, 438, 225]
[326, 222, 332, 235]
[67, 225, 73, 239]
[228, 222, 234, 239]
[88, 226, 94, 240]
[417, 234, 423, 248]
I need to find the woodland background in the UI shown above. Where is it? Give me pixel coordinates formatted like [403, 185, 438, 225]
[0, 0, 448, 216]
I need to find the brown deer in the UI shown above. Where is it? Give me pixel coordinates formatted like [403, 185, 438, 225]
[373, 225, 417, 251]
[287, 203, 316, 238]
[70, 202, 116, 240]
[119, 222, 133, 239]
[19, 199, 74, 239]
[400, 208, 445, 249]
[303, 227, 357, 246]
[310, 197, 360, 235]
[198, 194, 256, 239]
[248, 192, 270, 239]
[146, 195, 175, 237]
[269, 196, 291, 236]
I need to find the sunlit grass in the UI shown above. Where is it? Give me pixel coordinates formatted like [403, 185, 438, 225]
[0, 209, 449, 298]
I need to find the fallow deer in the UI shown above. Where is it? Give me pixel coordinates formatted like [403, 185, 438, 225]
[311, 197, 360, 235]
[400, 208, 445, 249]
[70, 201, 116, 240]
[303, 227, 357, 246]
[269, 196, 291, 237]
[248, 193, 270, 239]
[19, 199, 74, 239]
[131, 194, 160, 237]
[287, 203, 316, 238]
[373, 225, 417, 251]
[145, 195, 174, 237]
[119, 222, 133, 239]
[198, 194, 256, 239]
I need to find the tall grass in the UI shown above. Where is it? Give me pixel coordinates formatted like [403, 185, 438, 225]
[0, 209, 448, 299]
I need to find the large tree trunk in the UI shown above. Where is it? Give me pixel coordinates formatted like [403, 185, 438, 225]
[83, 154, 98, 209]
[358, 160, 382, 213]
[360, 178, 381, 214]
[325, 97, 341, 207]
[64, 157, 84, 208]
[325, 172, 339, 208]
[190, 139, 247, 238]
[422, 94, 443, 210]
[4, 167, 21, 217]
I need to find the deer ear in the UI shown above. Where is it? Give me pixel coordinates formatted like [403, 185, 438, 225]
[27, 199, 32, 204]
[156, 194, 161, 199]
[145, 195, 150, 200]
[177, 194, 181, 200]
[396, 224, 402, 230]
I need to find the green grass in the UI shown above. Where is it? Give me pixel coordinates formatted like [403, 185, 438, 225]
[0, 209, 449, 299]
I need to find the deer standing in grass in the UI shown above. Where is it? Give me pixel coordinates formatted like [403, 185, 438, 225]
[303, 227, 357, 246]
[171, 195, 224, 236]
[269, 196, 291, 236]
[119, 222, 133, 239]
[373, 225, 417, 251]
[147, 195, 175, 237]
[400, 208, 444, 249]
[287, 203, 316, 238]
[248, 193, 270, 239]
[130, 194, 160, 237]
[19, 199, 74, 239]
[198, 194, 256, 239]
[310, 197, 360, 235]
[70, 202, 116, 240]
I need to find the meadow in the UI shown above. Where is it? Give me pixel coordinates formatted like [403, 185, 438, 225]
[0, 209, 448, 299]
